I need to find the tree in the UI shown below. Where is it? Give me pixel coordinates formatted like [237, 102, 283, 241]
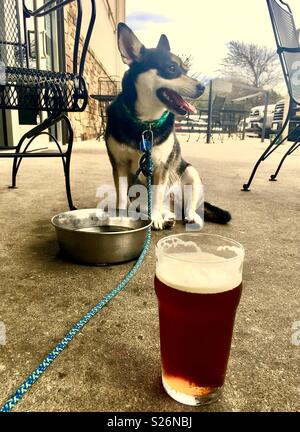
[178, 54, 203, 80]
[178, 54, 193, 71]
[221, 41, 282, 89]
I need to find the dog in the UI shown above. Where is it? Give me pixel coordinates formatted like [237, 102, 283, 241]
[105, 23, 231, 230]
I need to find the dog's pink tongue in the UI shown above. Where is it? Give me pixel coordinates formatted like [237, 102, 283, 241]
[181, 99, 197, 114]
[166, 89, 197, 114]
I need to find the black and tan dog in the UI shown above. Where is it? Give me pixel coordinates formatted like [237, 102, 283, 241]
[105, 23, 231, 230]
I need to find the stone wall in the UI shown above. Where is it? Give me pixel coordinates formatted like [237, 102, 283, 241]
[64, 3, 112, 141]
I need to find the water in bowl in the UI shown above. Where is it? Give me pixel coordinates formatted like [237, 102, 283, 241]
[76, 226, 134, 233]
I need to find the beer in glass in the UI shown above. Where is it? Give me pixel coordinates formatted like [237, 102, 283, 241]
[155, 233, 244, 406]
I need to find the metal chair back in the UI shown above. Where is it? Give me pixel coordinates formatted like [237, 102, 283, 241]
[0, 0, 96, 113]
[212, 96, 226, 113]
[267, 0, 300, 105]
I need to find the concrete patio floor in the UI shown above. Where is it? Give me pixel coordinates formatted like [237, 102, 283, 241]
[0, 135, 299, 412]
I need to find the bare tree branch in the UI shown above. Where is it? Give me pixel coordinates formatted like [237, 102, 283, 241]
[221, 41, 282, 89]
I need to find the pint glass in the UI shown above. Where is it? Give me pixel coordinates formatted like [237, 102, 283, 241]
[155, 234, 244, 406]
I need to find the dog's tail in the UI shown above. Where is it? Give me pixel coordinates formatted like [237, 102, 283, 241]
[204, 202, 231, 225]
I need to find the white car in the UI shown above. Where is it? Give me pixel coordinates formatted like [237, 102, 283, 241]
[246, 104, 275, 138]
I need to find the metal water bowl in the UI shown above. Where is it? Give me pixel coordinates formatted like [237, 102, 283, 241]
[51, 209, 152, 265]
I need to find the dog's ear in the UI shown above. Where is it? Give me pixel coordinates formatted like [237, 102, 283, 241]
[157, 34, 170, 52]
[117, 23, 145, 65]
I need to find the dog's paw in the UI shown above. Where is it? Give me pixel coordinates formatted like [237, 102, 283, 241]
[152, 211, 176, 231]
[162, 210, 176, 230]
[184, 211, 204, 229]
[152, 213, 165, 231]
[95, 208, 110, 221]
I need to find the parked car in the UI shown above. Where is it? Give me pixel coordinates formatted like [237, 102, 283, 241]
[271, 99, 285, 132]
[237, 117, 251, 133]
[270, 99, 300, 142]
[245, 104, 275, 138]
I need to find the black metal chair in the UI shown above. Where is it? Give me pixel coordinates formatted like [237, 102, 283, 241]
[0, 0, 96, 209]
[91, 76, 121, 141]
[222, 103, 247, 139]
[198, 95, 226, 142]
[243, 0, 300, 191]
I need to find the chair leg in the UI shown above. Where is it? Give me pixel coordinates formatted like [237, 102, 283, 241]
[242, 141, 279, 191]
[64, 153, 75, 210]
[242, 109, 291, 192]
[11, 157, 19, 188]
[187, 128, 191, 142]
[62, 115, 76, 210]
[10, 135, 27, 188]
[10, 113, 76, 210]
[270, 140, 300, 182]
[10, 112, 61, 188]
[196, 128, 202, 142]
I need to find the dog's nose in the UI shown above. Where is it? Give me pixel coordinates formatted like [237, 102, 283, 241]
[196, 83, 205, 96]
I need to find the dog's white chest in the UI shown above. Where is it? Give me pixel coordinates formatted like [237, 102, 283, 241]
[151, 134, 174, 165]
[107, 134, 174, 173]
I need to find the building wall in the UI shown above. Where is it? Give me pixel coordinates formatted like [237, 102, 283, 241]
[64, 0, 125, 141]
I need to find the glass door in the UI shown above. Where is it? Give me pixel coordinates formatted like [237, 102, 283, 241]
[1, 0, 63, 148]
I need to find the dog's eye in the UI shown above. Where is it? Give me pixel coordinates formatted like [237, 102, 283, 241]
[168, 64, 177, 73]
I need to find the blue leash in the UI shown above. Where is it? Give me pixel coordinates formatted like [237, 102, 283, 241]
[0, 136, 154, 413]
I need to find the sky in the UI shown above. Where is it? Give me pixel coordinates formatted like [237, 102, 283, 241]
[126, 0, 300, 81]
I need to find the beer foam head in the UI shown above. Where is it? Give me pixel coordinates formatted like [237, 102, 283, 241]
[156, 234, 244, 294]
